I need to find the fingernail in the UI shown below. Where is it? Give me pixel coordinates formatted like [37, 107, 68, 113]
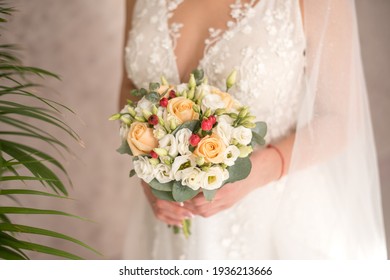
[179, 202, 184, 207]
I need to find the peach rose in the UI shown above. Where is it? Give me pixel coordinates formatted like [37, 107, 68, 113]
[127, 122, 158, 156]
[193, 134, 227, 164]
[210, 88, 237, 109]
[167, 97, 199, 124]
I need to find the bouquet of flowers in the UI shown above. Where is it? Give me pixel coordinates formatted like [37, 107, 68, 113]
[110, 69, 267, 237]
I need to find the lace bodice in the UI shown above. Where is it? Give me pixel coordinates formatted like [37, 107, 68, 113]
[125, 0, 306, 142]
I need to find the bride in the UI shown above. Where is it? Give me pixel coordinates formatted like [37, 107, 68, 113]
[119, 0, 387, 259]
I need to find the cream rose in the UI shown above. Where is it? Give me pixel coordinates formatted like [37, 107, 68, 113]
[211, 87, 238, 109]
[167, 97, 199, 124]
[232, 126, 252, 146]
[193, 134, 227, 164]
[133, 156, 155, 183]
[127, 122, 158, 156]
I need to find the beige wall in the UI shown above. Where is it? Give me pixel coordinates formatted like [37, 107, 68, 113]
[1, 0, 389, 259]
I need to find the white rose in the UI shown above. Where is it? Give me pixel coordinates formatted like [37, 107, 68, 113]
[133, 156, 155, 183]
[159, 134, 178, 157]
[181, 167, 204, 191]
[201, 166, 228, 190]
[213, 121, 233, 146]
[155, 163, 174, 183]
[201, 93, 225, 112]
[171, 155, 195, 181]
[232, 126, 252, 145]
[135, 96, 153, 116]
[175, 128, 192, 155]
[222, 145, 240, 166]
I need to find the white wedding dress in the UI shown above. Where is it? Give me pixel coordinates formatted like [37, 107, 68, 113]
[122, 0, 387, 259]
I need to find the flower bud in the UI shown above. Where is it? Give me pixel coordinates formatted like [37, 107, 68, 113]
[170, 118, 177, 130]
[238, 145, 253, 158]
[204, 108, 211, 118]
[142, 109, 152, 120]
[187, 87, 195, 100]
[242, 122, 256, 129]
[192, 104, 200, 113]
[229, 113, 238, 119]
[195, 156, 205, 166]
[149, 158, 160, 166]
[108, 113, 121, 121]
[243, 115, 256, 122]
[127, 106, 136, 117]
[214, 108, 226, 116]
[238, 107, 249, 118]
[120, 115, 131, 125]
[134, 116, 146, 122]
[226, 69, 237, 91]
[152, 105, 159, 114]
[194, 89, 204, 101]
[188, 73, 196, 89]
[161, 76, 169, 86]
[162, 156, 173, 165]
[153, 148, 168, 157]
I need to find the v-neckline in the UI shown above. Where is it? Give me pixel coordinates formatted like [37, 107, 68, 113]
[164, 0, 265, 84]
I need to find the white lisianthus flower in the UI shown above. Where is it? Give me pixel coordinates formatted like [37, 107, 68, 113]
[171, 155, 195, 181]
[217, 114, 234, 125]
[222, 145, 240, 166]
[153, 124, 167, 140]
[155, 163, 174, 183]
[133, 156, 155, 183]
[214, 121, 233, 146]
[181, 167, 204, 191]
[176, 83, 188, 94]
[175, 128, 192, 155]
[163, 112, 178, 131]
[201, 166, 228, 190]
[135, 96, 153, 116]
[159, 134, 178, 157]
[232, 126, 253, 145]
[201, 93, 225, 112]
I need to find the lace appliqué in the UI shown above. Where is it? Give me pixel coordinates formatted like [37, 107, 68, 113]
[166, 0, 184, 50]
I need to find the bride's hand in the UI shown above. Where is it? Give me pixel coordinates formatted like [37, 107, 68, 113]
[183, 181, 255, 218]
[141, 180, 193, 227]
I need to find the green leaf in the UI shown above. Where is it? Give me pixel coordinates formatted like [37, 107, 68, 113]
[0, 223, 101, 256]
[116, 140, 133, 156]
[172, 181, 199, 202]
[0, 189, 69, 199]
[145, 91, 160, 103]
[202, 189, 217, 201]
[150, 188, 175, 201]
[251, 132, 266, 146]
[192, 69, 204, 85]
[149, 179, 173, 191]
[129, 169, 136, 177]
[252, 121, 267, 138]
[130, 89, 142, 97]
[172, 120, 200, 136]
[0, 207, 86, 221]
[225, 157, 252, 184]
[149, 82, 160, 91]
[0, 238, 83, 260]
[0, 246, 27, 260]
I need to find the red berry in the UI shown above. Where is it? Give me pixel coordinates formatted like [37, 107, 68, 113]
[201, 119, 213, 131]
[169, 90, 176, 99]
[159, 97, 168, 107]
[189, 134, 201, 147]
[150, 151, 158, 159]
[208, 115, 217, 125]
[148, 114, 159, 126]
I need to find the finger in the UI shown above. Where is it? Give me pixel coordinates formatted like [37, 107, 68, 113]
[154, 200, 193, 220]
[155, 212, 183, 226]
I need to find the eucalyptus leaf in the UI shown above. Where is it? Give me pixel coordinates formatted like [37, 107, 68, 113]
[149, 179, 173, 191]
[251, 132, 266, 146]
[252, 121, 267, 138]
[192, 69, 204, 85]
[145, 91, 160, 103]
[116, 140, 133, 156]
[172, 181, 199, 202]
[129, 169, 136, 178]
[149, 82, 160, 91]
[203, 189, 217, 201]
[225, 157, 252, 184]
[172, 120, 200, 136]
[151, 188, 175, 201]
